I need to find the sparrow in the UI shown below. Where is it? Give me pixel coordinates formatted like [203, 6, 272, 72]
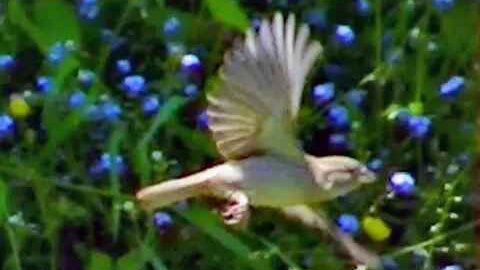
[137, 12, 379, 267]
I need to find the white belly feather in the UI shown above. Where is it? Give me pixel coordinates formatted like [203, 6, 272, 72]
[222, 155, 317, 206]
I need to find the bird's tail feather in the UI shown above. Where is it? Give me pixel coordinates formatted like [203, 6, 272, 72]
[136, 170, 213, 211]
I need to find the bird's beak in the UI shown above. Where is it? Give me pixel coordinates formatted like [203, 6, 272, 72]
[358, 166, 376, 184]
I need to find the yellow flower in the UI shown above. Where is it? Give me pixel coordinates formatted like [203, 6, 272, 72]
[362, 216, 391, 241]
[9, 96, 31, 118]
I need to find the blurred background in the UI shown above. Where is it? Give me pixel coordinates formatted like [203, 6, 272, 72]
[0, 0, 478, 269]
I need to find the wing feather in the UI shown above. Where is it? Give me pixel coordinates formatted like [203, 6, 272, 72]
[207, 13, 322, 160]
[273, 13, 285, 63]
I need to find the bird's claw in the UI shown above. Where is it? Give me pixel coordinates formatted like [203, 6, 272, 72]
[220, 191, 249, 226]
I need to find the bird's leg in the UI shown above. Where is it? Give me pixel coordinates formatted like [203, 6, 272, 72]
[282, 205, 381, 269]
[221, 190, 250, 226]
[205, 181, 250, 227]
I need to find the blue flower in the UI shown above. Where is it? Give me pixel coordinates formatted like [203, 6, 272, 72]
[78, 0, 99, 20]
[47, 41, 71, 65]
[408, 115, 431, 139]
[367, 158, 383, 173]
[121, 75, 146, 97]
[69, 90, 87, 108]
[337, 214, 359, 234]
[77, 69, 96, 87]
[181, 54, 201, 73]
[86, 105, 103, 121]
[166, 42, 185, 56]
[393, 108, 411, 128]
[329, 133, 348, 150]
[433, 0, 455, 11]
[442, 265, 463, 270]
[101, 29, 125, 49]
[100, 153, 124, 170]
[0, 54, 15, 70]
[90, 153, 126, 176]
[100, 101, 122, 121]
[383, 32, 394, 49]
[386, 49, 403, 64]
[86, 101, 122, 121]
[116, 59, 131, 75]
[164, 17, 181, 36]
[355, 0, 371, 15]
[456, 153, 470, 166]
[142, 95, 160, 115]
[153, 211, 173, 233]
[335, 25, 355, 46]
[0, 114, 14, 140]
[389, 172, 415, 196]
[313, 83, 335, 105]
[196, 110, 209, 128]
[381, 257, 399, 270]
[345, 89, 366, 108]
[36, 76, 53, 92]
[184, 84, 199, 98]
[327, 105, 350, 129]
[439, 76, 465, 98]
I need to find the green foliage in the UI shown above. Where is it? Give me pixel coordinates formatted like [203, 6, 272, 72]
[204, 0, 249, 30]
[33, 0, 81, 46]
[0, 179, 8, 220]
[7, 0, 46, 51]
[88, 251, 112, 270]
[0, 0, 477, 270]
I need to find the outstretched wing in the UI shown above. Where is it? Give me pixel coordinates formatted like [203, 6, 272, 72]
[207, 13, 322, 160]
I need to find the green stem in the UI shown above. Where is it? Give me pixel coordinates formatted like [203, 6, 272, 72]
[414, 3, 432, 102]
[55, 181, 135, 201]
[29, 174, 55, 270]
[258, 237, 303, 270]
[135, 97, 187, 185]
[374, 0, 383, 150]
[416, 141, 423, 182]
[388, 218, 480, 258]
[108, 125, 127, 243]
[374, 0, 382, 67]
[414, 39, 425, 102]
[6, 223, 22, 270]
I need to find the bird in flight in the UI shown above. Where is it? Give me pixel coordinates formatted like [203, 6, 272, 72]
[137, 12, 379, 267]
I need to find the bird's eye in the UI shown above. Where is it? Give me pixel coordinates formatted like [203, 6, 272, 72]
[359, 166, 369, 174]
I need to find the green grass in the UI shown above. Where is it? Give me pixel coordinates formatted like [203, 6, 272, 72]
[0, 0, 477, 269]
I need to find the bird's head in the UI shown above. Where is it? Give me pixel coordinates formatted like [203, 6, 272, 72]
[305, 155, 376, 200]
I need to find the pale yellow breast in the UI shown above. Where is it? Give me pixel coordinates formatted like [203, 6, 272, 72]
[224, 155, 319, 207]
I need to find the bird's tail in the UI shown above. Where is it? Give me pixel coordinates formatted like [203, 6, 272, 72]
[136, 169, 216, 211]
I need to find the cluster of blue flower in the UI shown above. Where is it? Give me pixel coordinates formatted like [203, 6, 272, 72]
[0, 13, 205, 181]
[297, 0, 471, 268]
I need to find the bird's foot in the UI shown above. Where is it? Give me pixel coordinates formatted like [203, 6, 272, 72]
[205, 180, 250, 228]
[220, 191, 250, 226]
